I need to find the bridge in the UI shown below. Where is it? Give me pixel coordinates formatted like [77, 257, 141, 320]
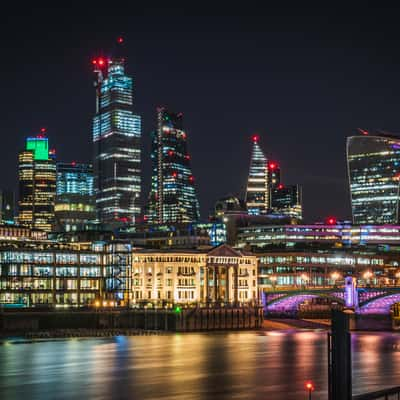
[263, 278, 400, 315]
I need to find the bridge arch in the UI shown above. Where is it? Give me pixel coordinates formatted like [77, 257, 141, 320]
[359, 293, 400, 314]
[265, 292, 344, 313]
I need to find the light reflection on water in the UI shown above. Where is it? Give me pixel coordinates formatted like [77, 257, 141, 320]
[0, 331, 400, 400]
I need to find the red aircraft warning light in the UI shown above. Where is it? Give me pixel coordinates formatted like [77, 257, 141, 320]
[326, 216, 337, 225]
[269, 162, 277, 170]
[277, 183, 284, 190]
[252, 134, 259, 143]
[117, 36, 124, 44]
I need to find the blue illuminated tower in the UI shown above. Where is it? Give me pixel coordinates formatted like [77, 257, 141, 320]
[92, 56, 141, 228]
[146, 107, 200, 224]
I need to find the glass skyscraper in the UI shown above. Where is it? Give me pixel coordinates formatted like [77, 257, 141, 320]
[146, 107, 200, 224]
[245, 135, 269, 215]
[92, 56, 141, 228]
[347, 133, 400, 224]
[55, 162, 95, 231]
[18, 135, 56, 232]
[271, 184, 302, 220]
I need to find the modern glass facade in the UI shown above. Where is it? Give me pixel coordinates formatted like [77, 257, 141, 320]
[18, 136, 56, 232]
[146, 108, 200, 224]
[92, 57, 141, 228]
[347, 134, 400, 224]
[55, 162, 96, 231]
[245, 135, 269, 215]
[271, 184, 302, 219]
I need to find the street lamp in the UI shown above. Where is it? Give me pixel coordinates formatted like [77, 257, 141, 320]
[331, 271, 341, 286]
[269, 275, 277, 290]
[305, 381, 315, 400]
[363, 270, 373, 286]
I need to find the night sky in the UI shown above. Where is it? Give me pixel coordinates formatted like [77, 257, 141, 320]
[2, 4, 400, 222]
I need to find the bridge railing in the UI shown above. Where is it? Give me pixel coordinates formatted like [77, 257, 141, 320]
[353, 386, 400, 400]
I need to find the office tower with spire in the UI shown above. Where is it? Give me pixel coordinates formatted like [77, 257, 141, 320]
[146, 107, 200, 224]
[92, 55, 141, 228]
[245, 135, 269, 215]
[18, 131, 56, 232]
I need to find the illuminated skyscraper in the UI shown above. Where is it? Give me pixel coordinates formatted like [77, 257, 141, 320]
[92, 56, 141, 228]
[18, 133, 56, 232]
[245, 135, 269, 215]
[55, 162, 95, 231]
[268, 160, 281, 189]
[146, 107, 200, 224]
[347, 132, 400, 224]
[271, 184, 302, 220]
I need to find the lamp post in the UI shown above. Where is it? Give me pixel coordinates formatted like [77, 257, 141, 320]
[305, 381, 314, 400]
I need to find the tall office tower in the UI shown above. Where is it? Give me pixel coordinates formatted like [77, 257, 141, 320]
[245, 135, 269, 215]
[0, 190, 15, 224]
[268, 161, 281, 189]
[18, 133, 56, 232]
[347, 132, 400, 224]
[271, 184, 303, 220]
[55, 162, 96, 231]
[92, 56, 141, 228]
[146, 107, 200, 224]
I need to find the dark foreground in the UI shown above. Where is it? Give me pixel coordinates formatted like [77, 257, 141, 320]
[1, 331, 400, 400]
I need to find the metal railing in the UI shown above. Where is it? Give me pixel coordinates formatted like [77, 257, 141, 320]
[353, 386, 400, 400]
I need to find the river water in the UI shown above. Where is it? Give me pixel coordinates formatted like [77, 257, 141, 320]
[0, 331, 400, 400]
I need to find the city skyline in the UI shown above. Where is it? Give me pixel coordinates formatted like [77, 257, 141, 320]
[4, 5, 400, 223]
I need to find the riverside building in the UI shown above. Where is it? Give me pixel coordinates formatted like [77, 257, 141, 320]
[0, 243, 258, 307]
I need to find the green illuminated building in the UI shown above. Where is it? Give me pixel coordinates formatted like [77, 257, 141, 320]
[18, 134, 56, 232]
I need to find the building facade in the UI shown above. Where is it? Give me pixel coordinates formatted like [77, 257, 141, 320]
[92, 56, 141, 228]
[347, 133, 400, 224]
[131, 245, 258, 305]
[55, 162, 95, 231]
[270, 184, 302, 220]
[146, 108, 200, 224]
[18, 135, 56, 232]
[245, 135, 269, 215]
[0, 242, 258, 307]
[0, 190, 15, 224]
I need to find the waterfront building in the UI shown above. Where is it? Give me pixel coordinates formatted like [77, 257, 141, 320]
[0, 190, 15, 224]
[55, 162, 96, 231]
[236, 223, 400, 248]
[0, 224, 46, 241]
[0, 240, 131, 307]
[257, 249, 398, 290]
[245, 135, 269, 215]
[347, 132, 400, 224]
[18, 134, 56, 232]
[92, 56, 141, 228]
[270, 184, 302, 220]
[0, 242, 257, 307]
[146, 108, 200, 224]
[131, 245, 258, 304]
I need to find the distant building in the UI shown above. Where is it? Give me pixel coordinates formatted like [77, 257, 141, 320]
[245, 135, 269, 215]
[267, 160, 281, 189]
[146, 108, 200, 224]
[347, 132, 400, 224]
[92, 56, 141, 228]
[214, 195, 245, 219]
[270, 184, 302, 220]
[18, 134, 56, 232]
[55, 162, 96, 231]
[0, 190, 15, 224]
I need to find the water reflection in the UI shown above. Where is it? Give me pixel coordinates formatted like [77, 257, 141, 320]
[0, 331, 400, 400]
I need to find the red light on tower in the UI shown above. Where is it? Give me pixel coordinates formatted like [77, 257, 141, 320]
[189, 175, 194, 183]
[278, 184, 284, 190]
[269, 162, 277, 170]
[326, 216, 337, 225]
[252, 134, 259, 143]
[92, 59, 97, 65]
[98, 58, 105, 66]
[168, 150, 174, 157]
[117, 36, 124, 44]
[172, 172, 177, 178]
